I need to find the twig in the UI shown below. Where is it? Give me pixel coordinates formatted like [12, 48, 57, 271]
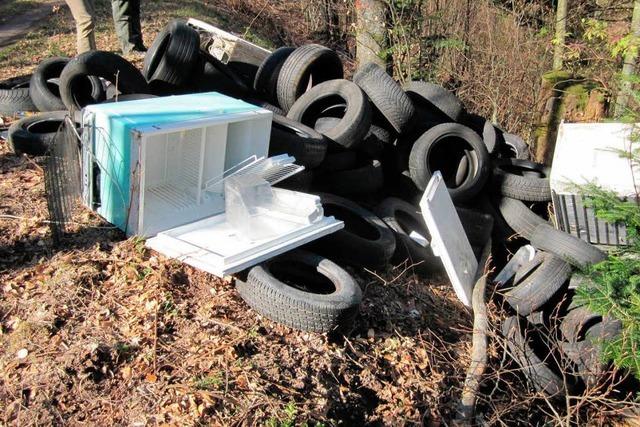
[152, 300, 158, 375]
[21, 154, 44, 173]
[0, 214, 116, 229]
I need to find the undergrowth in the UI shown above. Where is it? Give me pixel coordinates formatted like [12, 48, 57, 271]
[575, 129, 640, 382]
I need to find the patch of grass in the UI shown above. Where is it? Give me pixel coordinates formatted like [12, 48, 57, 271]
[193, 373, 222, 391]
[115, 342, 138, 363]
[160, 293, 178, 317]
[243, 28, 276, 50]
[265, 401, 298, 427]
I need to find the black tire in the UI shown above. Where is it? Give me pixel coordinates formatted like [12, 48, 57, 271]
[353, 63, 415, 134]
[197, 52, 250, 98]
[318, 118, 391, 157]
[310, 193, 396, 269]
[143, 24, 170, 79]
[8, 111, 78, 155]
[560, 305, 602, 343]
[244, 98, 284, 115]
[365, 123, 393, 145]
[496, 197, 547, 240]
[455, 152, 471, 187]
[324, 159, 384, 196]
[314, 116, 340, 134]
[0, 75, 36, 115]
[512, 252, 545, 284]
[102, 94, 158, 103]
[287, 79, 372, 149]
[277, 44, 343, 112]
[530, 223, 607, 269]
[501, 133, 530, 160]
[502, 316, 571, 396]
[60, 51, 147, 110]
[358, 125, 388, 158]
[403, 80, 463, 122]
[503, 252, 571, 316]
[236, 250, 362, 333]
[492, 158, 551, 202]
[374, 197, 442, 274]
[560, 318, 622, 387]
[254, 47, 295, 105]
[274, 169, 313, 192]
[462, 113, 501, 155]
[143, 20, 201, 87]
[269, 114, 327, 168]
[318, 150, 358, 172]
[456, 207, 494, 249]
[30, 57, 104, 112]
[408, 123, 490, 202]
[228, 61, 259, 88]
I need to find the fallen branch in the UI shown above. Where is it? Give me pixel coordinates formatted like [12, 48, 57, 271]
[456, 274, 488, 424]
[456, 239, 492, 425]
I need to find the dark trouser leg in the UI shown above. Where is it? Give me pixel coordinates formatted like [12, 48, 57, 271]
[111, 0, 143, 54]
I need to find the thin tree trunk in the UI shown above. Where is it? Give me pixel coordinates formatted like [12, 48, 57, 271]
[614, 0, 640, 117]
[552, 0, 568, 71]
[355, 0, 387, 68]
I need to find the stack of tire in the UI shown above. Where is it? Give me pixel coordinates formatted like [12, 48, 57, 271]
[493, 187, 619, 395]
[4, 50, 148, 155]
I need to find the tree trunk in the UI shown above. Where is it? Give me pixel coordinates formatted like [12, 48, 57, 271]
[614, 0, 640, 117]
[534, 72, 606, 164]
[355, 0, 387, 68]
[552, 0, 568, 71]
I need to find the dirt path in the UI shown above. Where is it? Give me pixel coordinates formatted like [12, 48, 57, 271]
[0, 1, 64, 49]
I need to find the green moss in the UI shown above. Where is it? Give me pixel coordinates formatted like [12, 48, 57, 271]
[243, 30, 276, 50]
[565, 83, 590, 110]
[542, 70, 573, 84]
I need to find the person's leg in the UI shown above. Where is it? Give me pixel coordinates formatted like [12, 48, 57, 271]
[130, 0, 144, 49]
[111, 0, 144, 54]
[65, 0, 96, 54]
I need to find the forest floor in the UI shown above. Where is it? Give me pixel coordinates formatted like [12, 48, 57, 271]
[0, 1, 480, 425]
[3, 0, 639, 425]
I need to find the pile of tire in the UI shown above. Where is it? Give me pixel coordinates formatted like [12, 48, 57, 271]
[3, 21, 613, 374]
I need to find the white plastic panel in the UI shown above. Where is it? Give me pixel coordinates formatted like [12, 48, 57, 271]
[552, 122, 638, 197]
[420, 171, 478, 307]
[146, 214, 343, 277]
[138, 123, 229, 237]
[225, 119, 271, 172]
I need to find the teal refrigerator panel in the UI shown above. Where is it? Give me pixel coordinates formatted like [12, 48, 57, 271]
[83, 92, 263, 232]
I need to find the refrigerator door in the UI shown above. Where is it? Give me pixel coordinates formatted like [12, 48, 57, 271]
[420, 171, 478, 307]
[146, 213, 343, 277]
